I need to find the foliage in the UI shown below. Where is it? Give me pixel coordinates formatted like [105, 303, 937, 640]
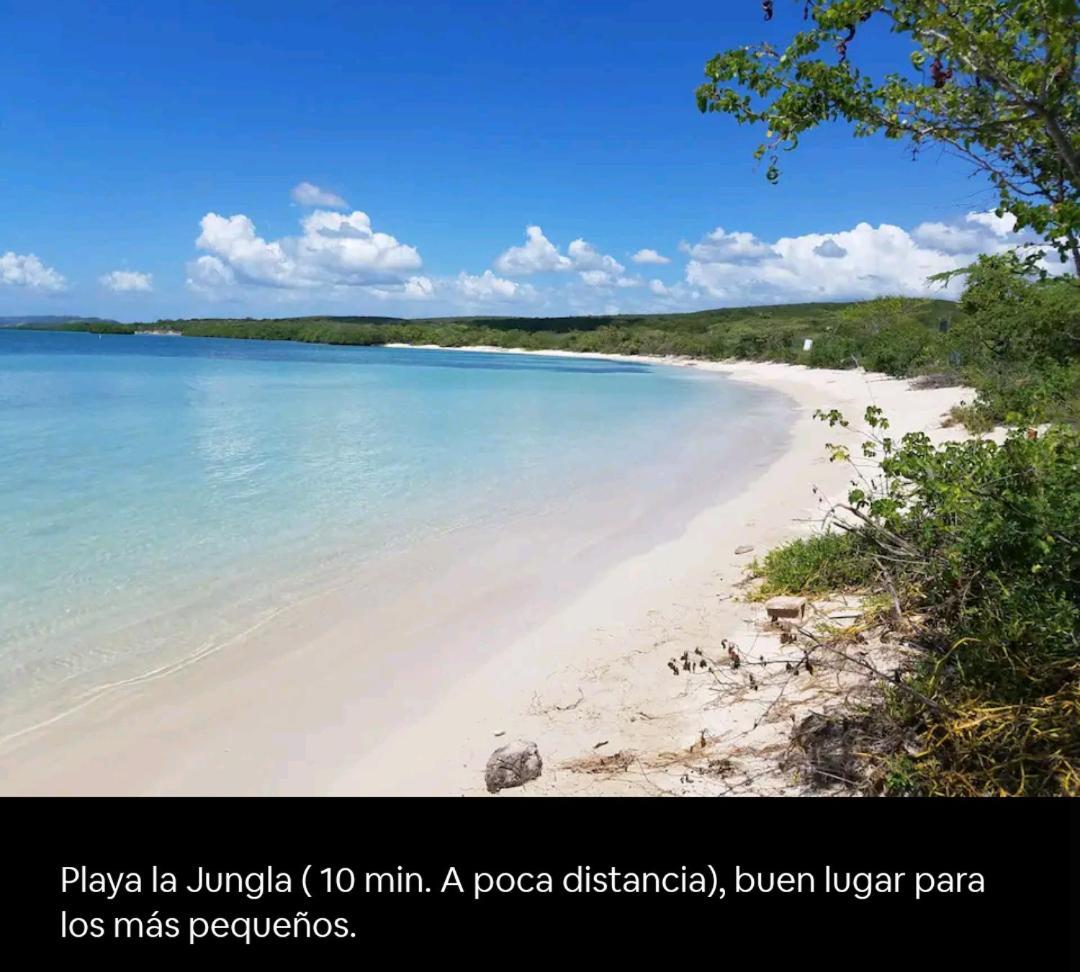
[46, 298, 956, 368]
[753, 530, 879, 595]
[697, 1, 1080, 274]
[952, 253, 1080, 365]
[945, 401, 995, 433]
[965, 360, 1080, 426]
[813, 407, 1080, 794]
[911, 678, 1080, 795]
[947, 253, 1080, 424]
[49, 321, 136, 334]
[806, 296, 947, 374]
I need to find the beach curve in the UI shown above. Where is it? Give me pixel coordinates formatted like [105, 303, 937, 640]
[0, 349, 971, 795]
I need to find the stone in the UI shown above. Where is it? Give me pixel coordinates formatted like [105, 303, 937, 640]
[765, 596, 806, 622]
[734, 544, 755, 555]
[485, 740, 543, 793]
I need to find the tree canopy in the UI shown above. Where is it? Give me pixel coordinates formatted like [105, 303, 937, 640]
[697, 1, 1080, 274]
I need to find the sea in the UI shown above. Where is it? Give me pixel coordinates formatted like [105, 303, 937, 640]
[0, 329, 794, 735]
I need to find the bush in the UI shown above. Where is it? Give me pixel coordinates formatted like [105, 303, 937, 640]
[967, 360, 1080, 427]
[753, 531, 878, 597]
[944, 403, 996, 435]
[807, 298, 946, 377]
[816, 408, 1080, 795]
[882, 425, 1080, 701]
[950, 255, 1080, 426]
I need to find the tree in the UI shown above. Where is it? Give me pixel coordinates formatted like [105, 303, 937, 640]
[697, 1, 1080, 274]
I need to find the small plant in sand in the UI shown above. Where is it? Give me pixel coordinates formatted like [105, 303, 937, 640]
[751, 531, 878, 598]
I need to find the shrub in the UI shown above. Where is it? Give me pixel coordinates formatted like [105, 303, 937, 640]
[753, 531, 878, 597]
[944, 403, 996, 435]
[816, 408, 1080, 795]
[950, 255, 1080, 426]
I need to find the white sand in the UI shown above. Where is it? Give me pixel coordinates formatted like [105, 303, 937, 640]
[0, 350, 973, 796]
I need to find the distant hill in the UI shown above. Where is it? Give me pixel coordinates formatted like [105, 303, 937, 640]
[0, 316, 117, 328]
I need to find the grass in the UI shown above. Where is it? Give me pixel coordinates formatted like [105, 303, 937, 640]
[752, 531, 879, 598]
[944, 403, 995, 434]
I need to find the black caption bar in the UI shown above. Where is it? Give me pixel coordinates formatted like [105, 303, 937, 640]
[4, 798, 1078, 961]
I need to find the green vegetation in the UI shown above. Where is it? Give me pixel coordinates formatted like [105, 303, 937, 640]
[691, 0, 1080, 420]
[708, 3, 1080, 796]
[752, 531, 878, 598]
[697, 1, 1080, 275]
[46, 321, 138, 334]
[944, 403, 996, 436]
[947, 255, 1080, 426]
[44, 299, 954, 367]
[883, 425, 1080, 795]
[46, 299, 960, 374]
[761, 407, 1080, 795]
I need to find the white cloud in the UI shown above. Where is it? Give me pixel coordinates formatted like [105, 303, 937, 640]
[966, 210, 1017, 237]
[566, 239, 632, 288]
[185, 255, 237, 298]
[494, 226, 638, 290]
[680, 209, 1059, 305]
[578, 269, 612, 287]
[685, 221, 964, 302]
[454, 270, 534, 301]
[494, 226, 573, 275]
[631, 248, 670, 265]
[681, 227, 778, 265]
[366, 275, 435, 301]
[177, 205, 1064, 315]
[368, 270, 536, 305]
[0, 252, 67, 291]
[295, 210, 422, 279]
[99, 270, 153, 292]
[190, 209, 422, 295]
[402, 276, 435, 300]
[291, 181, 347, 209]
[577, 271, 642, 289]
[912, 210, 1021, 255]
[910, 221, 984, 254]
[567, 239, 623, 274]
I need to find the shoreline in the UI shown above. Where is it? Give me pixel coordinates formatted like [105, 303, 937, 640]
[338, 346, 975, 795]
[0, 345, 972, 795]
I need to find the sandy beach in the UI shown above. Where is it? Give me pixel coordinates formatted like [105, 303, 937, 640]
[0, 351, 972, 796]
[336, 351, 974, 796]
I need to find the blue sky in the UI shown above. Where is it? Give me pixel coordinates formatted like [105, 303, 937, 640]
[0, 1, 1025, 320]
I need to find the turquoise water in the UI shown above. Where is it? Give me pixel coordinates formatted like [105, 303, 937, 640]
[0, 330, 791, 731]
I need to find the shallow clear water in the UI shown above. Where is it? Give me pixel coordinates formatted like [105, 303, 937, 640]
[0, 330, 791, 731]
